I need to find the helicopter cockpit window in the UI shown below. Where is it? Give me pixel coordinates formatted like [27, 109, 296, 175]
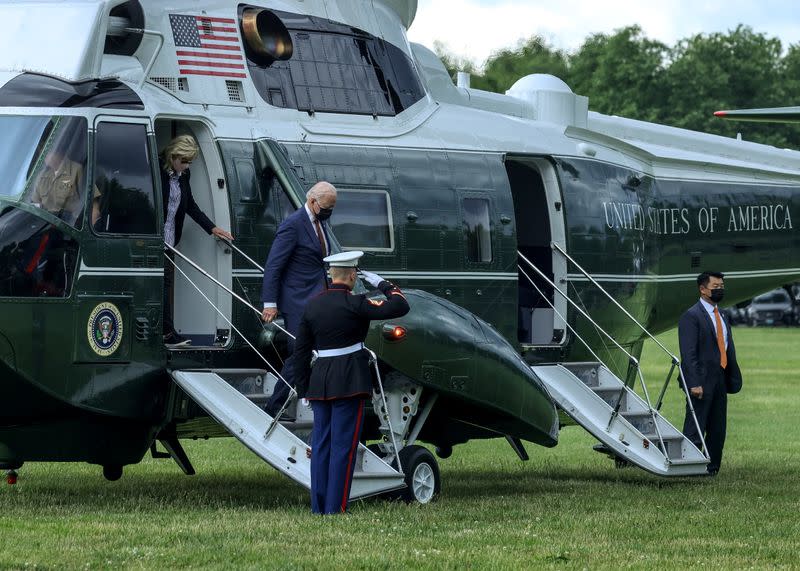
[0, 115, 89, 229]
[462, 197, 492, 263]
[0, 208, 79, 298]
[93, 122, 157, 235]
[330, 189, 393, 251]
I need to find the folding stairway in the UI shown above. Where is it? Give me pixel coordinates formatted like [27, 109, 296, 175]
[532, 362, 709, 476]
[170, 369, 406, 499]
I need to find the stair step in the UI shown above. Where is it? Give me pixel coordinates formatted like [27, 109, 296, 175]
[532, 364, 710, 476]
[592, 386, 627, 408]
[666, 457, 709, 466]
[618, 410, 657, 434]
[561, 362, 601, 387]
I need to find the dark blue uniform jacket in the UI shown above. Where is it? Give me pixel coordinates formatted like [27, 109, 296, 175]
[294, 280, 410, 400]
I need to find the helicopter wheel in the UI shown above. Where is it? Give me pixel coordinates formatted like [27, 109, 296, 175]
[435, 445, 453, 459]
[396, 445, 440, 504]
[103, 464, 123, 481]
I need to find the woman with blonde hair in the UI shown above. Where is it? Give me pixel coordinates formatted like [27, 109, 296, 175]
[161, 134, 233, 347]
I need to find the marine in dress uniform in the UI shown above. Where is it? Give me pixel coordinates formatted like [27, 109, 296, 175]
[293, 251, 410, 514]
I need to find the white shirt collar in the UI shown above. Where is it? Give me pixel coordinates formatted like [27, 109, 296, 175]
[699, 297, 717, 313]
[304, 202, 316, 224]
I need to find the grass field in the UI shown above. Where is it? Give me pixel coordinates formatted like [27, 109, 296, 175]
[2, 327, 799, 570]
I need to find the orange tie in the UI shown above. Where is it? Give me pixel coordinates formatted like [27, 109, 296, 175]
[713, 306, 728, 369]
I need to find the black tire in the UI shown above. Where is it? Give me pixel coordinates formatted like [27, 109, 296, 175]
[396, 445, 440, 504]
[435, 445, 453, 459]
[103, 464, 123, 481]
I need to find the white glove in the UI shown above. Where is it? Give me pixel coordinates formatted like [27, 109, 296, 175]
[359, 270, 384, 288]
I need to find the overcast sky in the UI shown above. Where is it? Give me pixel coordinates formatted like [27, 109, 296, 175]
[407, 0, 800, 68]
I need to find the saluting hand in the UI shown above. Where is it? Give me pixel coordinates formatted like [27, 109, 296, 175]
[212, 227, 234, 241]
[262, 307, 278, 322]
[359, 270, 384, 288]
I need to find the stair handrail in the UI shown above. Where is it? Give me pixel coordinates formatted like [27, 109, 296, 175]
[551, 242, 678, 364]
[165, 244, 299, 435]
[517, 252, 670, 458]
[216, 236, 265, 274]
[546, 243, 709, 461]
[164, 249, 297, 435]
[165, 244, 407, 455]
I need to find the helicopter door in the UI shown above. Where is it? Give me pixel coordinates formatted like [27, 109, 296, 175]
[505, 157, 567, 346]
[76, 117, 163, 378]
[154, 120, 233, 347]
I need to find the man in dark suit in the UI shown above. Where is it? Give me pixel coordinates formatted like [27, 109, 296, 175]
[679, 271, 743, 476]
[261, 181, 337, 417]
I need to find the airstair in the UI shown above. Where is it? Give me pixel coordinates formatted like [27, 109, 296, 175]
[171, 370, 405, 499]
[519, 246, 710, 476]
[163, 242, 408, 501]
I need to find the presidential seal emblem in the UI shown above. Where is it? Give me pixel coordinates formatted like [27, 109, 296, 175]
[87, 302, 123, 357]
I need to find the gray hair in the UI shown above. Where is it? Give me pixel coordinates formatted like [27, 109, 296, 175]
[306, 181, 337, 201]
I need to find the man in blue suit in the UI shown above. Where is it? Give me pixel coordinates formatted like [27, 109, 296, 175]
[261, 181, 338, 417]
[679, 271, 743, 476]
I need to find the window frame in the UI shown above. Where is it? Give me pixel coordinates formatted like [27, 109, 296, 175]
[459, 193, 495, 265]
[329, 187, 395, 253]
[90, 116, 160, 238]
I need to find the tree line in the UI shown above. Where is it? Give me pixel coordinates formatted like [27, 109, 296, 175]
[435, 25, 800, 149]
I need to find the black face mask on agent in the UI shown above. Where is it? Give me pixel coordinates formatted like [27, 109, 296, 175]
[709, 288, 725, 304]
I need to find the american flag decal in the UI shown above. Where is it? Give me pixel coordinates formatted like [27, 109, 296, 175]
[169, 14, 246, 79]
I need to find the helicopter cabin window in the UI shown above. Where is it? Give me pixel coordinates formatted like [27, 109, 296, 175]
[462, 197, 492, 262]
[93, 123, 157, 235]
[234, 158, 260, 203]
[329, 189, 393, 251]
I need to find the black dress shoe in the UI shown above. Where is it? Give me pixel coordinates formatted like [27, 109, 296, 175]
[163, 331, 191, 347]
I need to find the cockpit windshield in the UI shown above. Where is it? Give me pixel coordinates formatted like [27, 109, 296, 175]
[0, 115, 89, 228]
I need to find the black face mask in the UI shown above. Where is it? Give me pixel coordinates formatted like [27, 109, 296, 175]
[709, 288, 725, 303]
[316, 207, 333, 221]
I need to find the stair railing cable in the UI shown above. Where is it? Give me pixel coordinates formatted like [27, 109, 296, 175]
[517, 251, 669, 459]
[548, 243, 709, 460]
[164, 249, 295, 437]
[518, 265, 604, 364]
[167, 243, 402, 455]
[568, 278, 625, 376]
[214, 238, 286, 368]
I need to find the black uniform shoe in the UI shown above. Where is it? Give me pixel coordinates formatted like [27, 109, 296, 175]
[164, 331, 191, 348]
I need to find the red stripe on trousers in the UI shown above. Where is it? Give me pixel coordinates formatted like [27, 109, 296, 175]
[340, 399, 365, 513]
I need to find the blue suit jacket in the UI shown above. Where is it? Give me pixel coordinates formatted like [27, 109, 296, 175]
[261, 207, 328, 323]
[679, 301, 743, 394]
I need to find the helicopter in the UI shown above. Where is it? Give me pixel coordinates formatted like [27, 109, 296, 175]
[1, 0, 799, 502]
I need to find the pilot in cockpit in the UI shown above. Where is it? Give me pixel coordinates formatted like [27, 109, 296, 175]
[29, 142, 100, 227]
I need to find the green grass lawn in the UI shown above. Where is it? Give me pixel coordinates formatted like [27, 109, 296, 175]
[2, 327, 799, 570]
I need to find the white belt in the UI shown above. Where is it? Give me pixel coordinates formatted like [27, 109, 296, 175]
[315, 342, 365, 358]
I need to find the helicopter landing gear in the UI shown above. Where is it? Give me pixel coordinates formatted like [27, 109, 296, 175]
[435, 445, 452, 459]
[396, 445, 440, 504]
[102, 464, 123, 481]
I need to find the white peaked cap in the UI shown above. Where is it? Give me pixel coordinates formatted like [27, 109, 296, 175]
[324, 250, 364, 267]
